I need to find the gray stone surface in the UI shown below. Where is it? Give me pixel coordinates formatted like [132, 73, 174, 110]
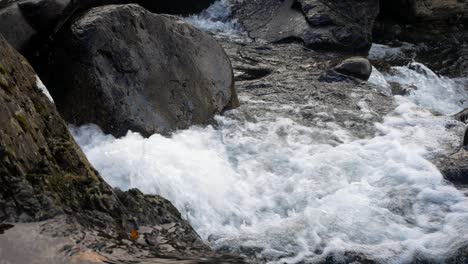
[43, 4, 238, 137]
[230, 0, 379, 52]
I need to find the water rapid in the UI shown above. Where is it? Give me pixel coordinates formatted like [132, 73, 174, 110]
[70, 2, 468, 263]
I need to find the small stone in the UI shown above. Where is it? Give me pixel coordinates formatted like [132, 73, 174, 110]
[162, 223, 176, 230]
[159, 244, 176, 252]
[138, 226, 154, 234]
[334, 57, 372, 80]
[121, 239, 133, 246]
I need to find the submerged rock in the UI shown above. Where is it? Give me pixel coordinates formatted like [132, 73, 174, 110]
[230, 0, 379, 52]
[43, 4, 238, 137]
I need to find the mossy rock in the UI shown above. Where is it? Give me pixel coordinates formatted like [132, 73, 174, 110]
[15, 114, 30, 131]
[0, 63, 6, 75]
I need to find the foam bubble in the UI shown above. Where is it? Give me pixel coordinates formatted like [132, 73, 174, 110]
[184, 0, 241, 37]
[71, 63, 468, 263]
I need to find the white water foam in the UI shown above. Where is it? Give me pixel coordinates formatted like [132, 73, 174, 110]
[71, 62, 468, 263]
[184, 0, 241, 36]
[35, 75, 54, 103]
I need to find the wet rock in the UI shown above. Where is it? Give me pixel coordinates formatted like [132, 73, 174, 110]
[42, 4, 238, 137]
[0, 31, 233, 262]
[18, 0, 71, 32]
[389, 82, 418, 96]
[0, 0, 215, 53]
[0, 3, 37, 50]
[379, 0, 468, 22]
[0, 33, 124, 223]
[230, 0, 379, 52]
[454, 108, 468, 124]
[219, 37, 394, 141]
[334, 57, 372, 80]
[436, 148, 468, 186]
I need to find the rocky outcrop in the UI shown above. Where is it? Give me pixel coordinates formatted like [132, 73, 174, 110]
[380, 0, 468, 22]
[0, 2, 37, 50]
[0, 0, 216, 52]
[219, 36, 394, 141]
[374, 0, 468, 77]
[437, 149, 468, 186]
[230, 0, 379, 52]
[41, 4, 238, 137]
[0, 33, 124, 223]
[0, 32, 244, 262]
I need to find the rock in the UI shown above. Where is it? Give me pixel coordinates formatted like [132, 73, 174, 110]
[218, 37, 394, 141]
[374, 2, 468, 78]
[0, 3, 37, 50]
[334, 57, 372, 80]
[134, 0, 215, 15]
[454, 108, 468, 124]
[436, 149, 468, 186]
[0, 0, 216, 52]
[380, 0, 468, 22]
[230, 0, 379, 52]
[18, 0, 71, 32]
[42, 4, 238, 137]
[0, 33, 123, 223]
[0, 33, 236, 261]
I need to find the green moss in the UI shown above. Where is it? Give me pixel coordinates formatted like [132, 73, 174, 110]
[32, 99, 48, 115]
[15, 114, 29, 131]
[49, 173, 82, 192]
[25, 173, 46, 186]
[0, 75, 8, 88]
[0, 63, 6, 75]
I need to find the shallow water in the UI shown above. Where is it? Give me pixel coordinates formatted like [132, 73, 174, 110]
[71, 1, 468, 263]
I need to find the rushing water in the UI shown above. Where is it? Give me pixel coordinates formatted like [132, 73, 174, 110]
[71, 2, 468, 263]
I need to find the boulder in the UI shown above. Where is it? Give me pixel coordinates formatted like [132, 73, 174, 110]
[229, 0, 379, 52]
[18, 0, 71, 32]
[436, 149, 468, 186]
[454, 108, 468, 124]
[0, 0, 216, 51]
[0, 33, 122, 223]
[334, 57, 372, 80]
[42, 4, 238, 137]
[0, 3, 37, 50]
[0, 33, 225, 260]
[380, 0, 468, 22]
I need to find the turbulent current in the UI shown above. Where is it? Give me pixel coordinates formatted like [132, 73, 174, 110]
[71, 2, 468, 263]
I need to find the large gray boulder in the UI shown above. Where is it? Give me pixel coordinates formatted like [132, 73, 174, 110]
[0, 32, 231, 261]
[0, 0, 216, 51]
[43, 4, 238, 137]
[230, 0, 379, 52]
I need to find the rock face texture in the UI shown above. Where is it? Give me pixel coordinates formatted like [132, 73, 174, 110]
[0, 33, 240, 262]
[0, 33, 123, 223]
[43, 4, 238, 137]
[230, 0, 379, 52]
[380, 0, 468, 22]
[0, 0, 216, 51]
[334, 57, 372, 81]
